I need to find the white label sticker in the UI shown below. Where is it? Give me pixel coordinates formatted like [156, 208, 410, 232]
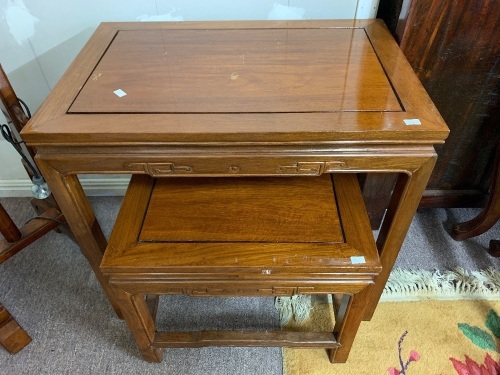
[350, 256, 366, 264]
[404, 119, 421, 126]
[113, 89, 127, 97]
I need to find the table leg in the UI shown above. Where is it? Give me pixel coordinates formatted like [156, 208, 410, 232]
[0, 303, 32, 354]
[114, 289, 163, 362]
[364, 157, 436, 320]
[328, 286, 371, 363]
[36, 159, 123, 318]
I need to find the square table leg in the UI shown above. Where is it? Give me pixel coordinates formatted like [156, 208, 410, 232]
[37, 159, 123, 319]
[328, 285, 372, 363]
[113, 288, 163, 362]
[0, 303, 32, 354]
[364, 157, 436, 319]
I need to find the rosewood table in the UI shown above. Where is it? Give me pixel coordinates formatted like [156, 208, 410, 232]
[21, 20, 448, 340]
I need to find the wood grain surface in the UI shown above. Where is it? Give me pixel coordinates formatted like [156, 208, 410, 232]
[140, 175, 343, 243]
[69, 28, 400, 113]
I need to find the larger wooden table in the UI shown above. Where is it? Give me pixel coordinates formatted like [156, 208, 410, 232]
[21, 20, 448, 333]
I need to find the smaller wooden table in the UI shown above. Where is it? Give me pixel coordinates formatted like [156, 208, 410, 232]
[102, 173, 381, 362]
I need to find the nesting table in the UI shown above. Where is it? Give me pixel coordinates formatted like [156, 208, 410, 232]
[21, 20, 449, 362]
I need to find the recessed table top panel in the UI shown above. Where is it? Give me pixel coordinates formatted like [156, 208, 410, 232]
[69, 28, 402, 114]
[140, 175, 343, 243]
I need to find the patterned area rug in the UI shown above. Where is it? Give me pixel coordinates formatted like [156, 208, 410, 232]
[281, 269, 500, 375]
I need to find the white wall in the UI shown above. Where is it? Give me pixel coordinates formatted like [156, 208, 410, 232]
[0, 0, 379, 196]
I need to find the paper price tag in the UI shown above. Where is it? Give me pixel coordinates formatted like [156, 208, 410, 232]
[350, 256, 366, 264]
[113, 89, 127, 97]
[404, 119, 421, 126]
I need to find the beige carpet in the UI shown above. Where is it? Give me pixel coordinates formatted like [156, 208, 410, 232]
[2, 197, 500, 374]
[283, 299, 500, 375]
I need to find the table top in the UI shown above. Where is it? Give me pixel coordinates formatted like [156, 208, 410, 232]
[69, 28, 401, 114]
[22, 20, 448, 146]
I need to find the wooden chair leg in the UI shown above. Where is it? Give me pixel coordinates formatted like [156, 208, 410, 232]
[452, 141, 500, 257]
[114, 289, 163, 362]
[30, 197, 76, 244]
[0, 205, 63, 263]
[0, 303, 31, 354]
[0, 202, 22, 242]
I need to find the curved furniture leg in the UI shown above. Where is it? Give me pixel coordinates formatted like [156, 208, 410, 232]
[452, 143, 500, 257]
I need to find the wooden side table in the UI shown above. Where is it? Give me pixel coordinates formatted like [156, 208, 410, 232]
[21, 20, 449, 359]
[102, 173, 381, 362]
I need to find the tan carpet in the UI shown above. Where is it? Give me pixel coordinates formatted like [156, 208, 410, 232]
[283, 299, 500, 375]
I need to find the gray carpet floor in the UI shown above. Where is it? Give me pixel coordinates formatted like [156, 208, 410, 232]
[0, 196, 499, 374]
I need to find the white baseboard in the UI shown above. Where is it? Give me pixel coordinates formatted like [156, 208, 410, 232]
[0, 177, 130, 197]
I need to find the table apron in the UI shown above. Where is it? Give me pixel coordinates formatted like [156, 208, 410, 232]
[36, 153, 436, 176]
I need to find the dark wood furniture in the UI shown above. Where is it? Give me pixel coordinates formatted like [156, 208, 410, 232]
[20, 20, 448, 362]
[0, 65, 67, 354]
[375, 0, 500, 253]
[376, 0, 500, 209]
[452, 141, 500, 257]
